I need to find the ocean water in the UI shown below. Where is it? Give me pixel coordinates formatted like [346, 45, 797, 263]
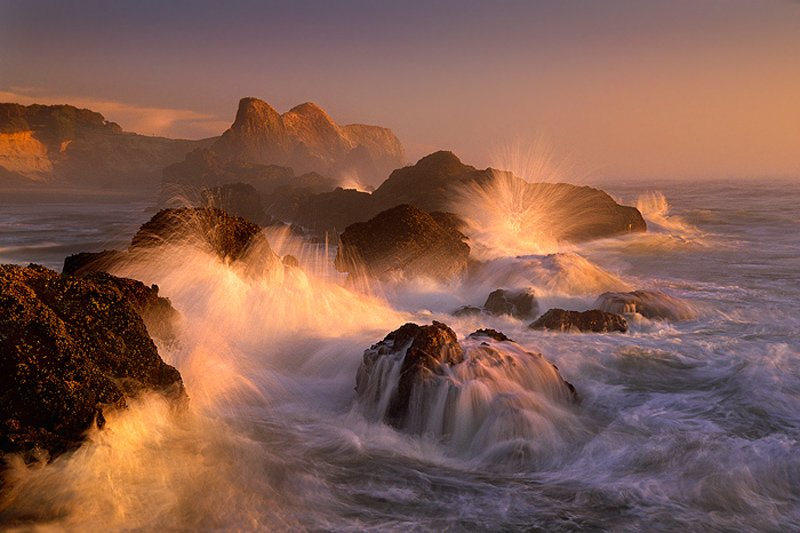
[1, 179, 799, 531]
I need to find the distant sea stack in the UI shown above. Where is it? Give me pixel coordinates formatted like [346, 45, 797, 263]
[0, 103, 211, 189]
[164, 97, 405, 189]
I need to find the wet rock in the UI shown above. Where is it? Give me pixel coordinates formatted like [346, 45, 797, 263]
[483, 288, 539, 319]
[529, 308, 628, 333]
[282, 254, 300, 268]
[335, 204, 470, 282]
[595, 290, 697, 321]
[356, 322, 579, 435]
[467, 328, 513, 342]
[356, 321, 463, 427]
[62, 249, 126, 276]
[200, 182, 273, 226]
[452, 305, 482, 317]
[0, 264, 185, 465]
[130, 207, 269, 262]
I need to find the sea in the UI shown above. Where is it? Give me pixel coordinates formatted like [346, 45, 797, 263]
[0, 178, 798, 531]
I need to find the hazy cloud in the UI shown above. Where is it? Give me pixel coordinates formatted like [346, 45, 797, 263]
[0, 87, 228, 139]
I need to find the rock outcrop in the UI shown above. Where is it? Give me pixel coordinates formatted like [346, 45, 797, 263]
[200, 182, 273, 226]
[483, 288, 539, 319]
[355, 322, 579, 438]
[163, 97, 404, 190]
[271, 150, 645, 241]
[335, 204, 470, 282]
[0, 103, 210, 188]
[0, 264, 184, 464]
[530, 308, 628, 333]
[356, 321, 464, 427]
[595, 290, 697, 321]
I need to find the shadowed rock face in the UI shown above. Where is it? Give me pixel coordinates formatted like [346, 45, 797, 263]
[595, 290, 697, 321]
[484, 288, 539, 319]
[335, 204, 470, 282]
[164, 97, 404, 189]
[355, 321, 464, 427]
[0, 264, 184, 464]
[530, 308, 628, 333]
[0, 103, 210, 188]
[275, 150, 645, 242]
[200, 182, 273, 226]
[130, 207, 267, 261]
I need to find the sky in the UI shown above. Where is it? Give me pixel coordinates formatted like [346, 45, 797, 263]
[1, 0, 799, 181]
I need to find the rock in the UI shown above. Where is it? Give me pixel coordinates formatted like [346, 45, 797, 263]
[0, 264, 185, 464]
[200, 182, 273, 226]
[164, 97, 404, 189]
[62, 250, 127, 276]
[0, 103, 210, 189]
[130, 207, 269, 262]
[356, 322, 579, 435]
[335, 204, 470, 282]
[483, 288, 539, 319]
[595, 290, 697, 321]
[282, 255, 299, 268]
[452, 305, 482, 317]
[356, 321, 463, 427]
[529, 308, 628, 333]
[467, 328, 513, 342]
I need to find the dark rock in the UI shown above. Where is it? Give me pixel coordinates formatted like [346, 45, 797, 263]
[529, 308, 628, 333]
[356, 321, 463, 427]
[595, 290, 697, 321]
[200, 182, 273, 226]
[468, 328, 513, 342]
[62, 250, 126, 276]
[0, 264, 185, 465]
[452, 305, 482, 317]
[335, 204, 470, 282]
[483, 288, 539, 319]
[282, 255, 300, 268]
[130, 207, 269, 262]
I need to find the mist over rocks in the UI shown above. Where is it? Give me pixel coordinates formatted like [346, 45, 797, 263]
[530, 308, 628, 333]
[595, 290, 698, 321]
[164, 97, 404, 190]
[483, 288, 539, 319]
[0, 264, 185, 466]
[0, 103, 210, 189]
[335, 204, 470, 282]
[356, 321, 579, 445]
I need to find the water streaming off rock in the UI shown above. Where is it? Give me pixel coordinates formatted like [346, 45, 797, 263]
[1, 179, 799, 530]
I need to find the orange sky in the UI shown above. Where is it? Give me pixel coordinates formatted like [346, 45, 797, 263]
[1, 1, 798, 181]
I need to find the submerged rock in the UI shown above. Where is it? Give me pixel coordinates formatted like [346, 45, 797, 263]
[530, 308, 628, 333]
[356, 322, 578, 441]
[0, 264, 185, 465]
[595, 290, 697, 321]
[335, 204, 470, 282]
[483, 288, 539, 319]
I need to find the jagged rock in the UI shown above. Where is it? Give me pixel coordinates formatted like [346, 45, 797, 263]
[483, 288, 539, 319]
[355, 321, 464, 427]
[452, 305, 482, 317]
[335, 204, 470, 282]
[0, 264, 185, 464]
[595, 290, 697, 321]
[130, 207, 269, 262]
[529, 308, 628, 333]
[355, 322, 579, 435]
[62, 250, 127, 276]
[200, 182, 273, 226]
[0, 103, 210, 188]
[164, 97, 404, 189]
